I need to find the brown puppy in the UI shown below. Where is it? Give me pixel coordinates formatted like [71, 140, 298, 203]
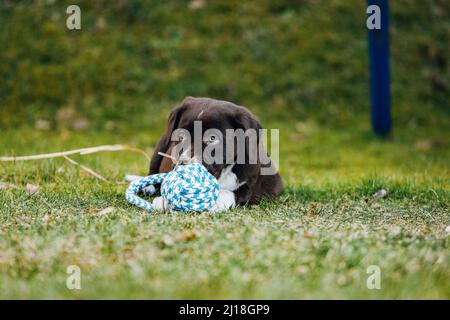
[149, 97, 283, 207]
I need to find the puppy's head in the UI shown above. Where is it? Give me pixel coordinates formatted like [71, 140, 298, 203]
[150, 97, 262, 178]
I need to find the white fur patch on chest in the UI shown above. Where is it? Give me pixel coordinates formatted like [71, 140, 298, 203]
[218, 164, 243, 191]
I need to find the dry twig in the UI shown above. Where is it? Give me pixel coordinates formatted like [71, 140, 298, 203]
[0, 144, 150, 162]
[63, 156, 110, 183]
[0, 144, 151, 183]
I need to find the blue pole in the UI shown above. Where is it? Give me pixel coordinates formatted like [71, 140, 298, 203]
[368, 0, 391, 136]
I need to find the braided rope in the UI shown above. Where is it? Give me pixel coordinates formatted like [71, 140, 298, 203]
[126, 163, 219, 212]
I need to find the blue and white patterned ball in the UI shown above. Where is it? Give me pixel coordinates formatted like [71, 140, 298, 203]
[126, 163, 219, 212]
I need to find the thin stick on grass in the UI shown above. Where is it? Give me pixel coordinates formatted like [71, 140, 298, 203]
[0, 144, 150, 183]
[0, 144, 151, 162]
[63, 155, 110, 183]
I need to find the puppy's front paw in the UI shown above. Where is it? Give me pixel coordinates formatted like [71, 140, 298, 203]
[211, 190, 235, 212]
[152, 196, 168, 212]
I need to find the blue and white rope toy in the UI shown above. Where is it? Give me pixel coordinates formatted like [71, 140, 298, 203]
[126, 160, 219, 212]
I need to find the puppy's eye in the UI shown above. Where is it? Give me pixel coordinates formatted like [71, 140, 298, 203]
[203, 131, 220, 145]
[207, 135, 219, 144]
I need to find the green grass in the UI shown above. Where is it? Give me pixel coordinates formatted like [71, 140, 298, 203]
[0, 124, 448, 299]
[0, 0, 449, 299]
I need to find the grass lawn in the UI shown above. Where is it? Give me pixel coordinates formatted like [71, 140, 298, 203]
[0, 0, 449, 299]
[0, 117, 448, 299]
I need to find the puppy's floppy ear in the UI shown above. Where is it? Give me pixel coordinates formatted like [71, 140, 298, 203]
[232, 108, 263, 162]
[166, 104, 186, 135]
[233, 108, 262, 140]
[149, 104, 186, 174]
[231, 108, 264, 204]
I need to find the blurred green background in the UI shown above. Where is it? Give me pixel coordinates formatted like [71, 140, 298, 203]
[0, 0, 449, 299]
[1, 0, 448, 129]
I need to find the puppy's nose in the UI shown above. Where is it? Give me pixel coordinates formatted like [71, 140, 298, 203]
[178, 154, 191, 165]
[176, 146, 192, 165]
[177, 146, 201, 165]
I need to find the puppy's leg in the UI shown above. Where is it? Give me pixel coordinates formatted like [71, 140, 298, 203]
[152, 196, 168, 211]
[210, 189, 236, 212]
